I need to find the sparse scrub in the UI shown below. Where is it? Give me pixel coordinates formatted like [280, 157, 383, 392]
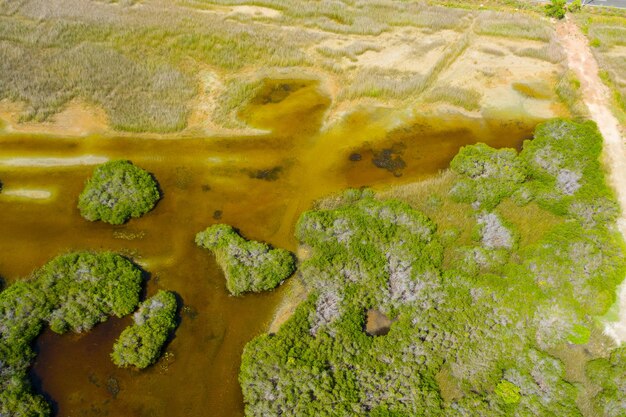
[78, 160, 161, 225]
[111, 290, 178, 369]
[196, 224, 295, 295]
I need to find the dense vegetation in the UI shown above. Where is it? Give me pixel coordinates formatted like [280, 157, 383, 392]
[196, 224, 295, 296]
[78, 160, 161, 225]
[240, 119, 626, 416]
[0, 252, 143, 417]
[112, 290, 178, 369]
[587, 347, 626, 417]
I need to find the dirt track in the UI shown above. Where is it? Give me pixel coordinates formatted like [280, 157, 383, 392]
[556, 18, 626, 344]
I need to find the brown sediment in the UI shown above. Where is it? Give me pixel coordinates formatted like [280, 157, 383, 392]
[365, 309, 395, 336]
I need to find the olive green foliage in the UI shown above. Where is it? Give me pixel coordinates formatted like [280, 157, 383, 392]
[495, 379, 521, 404]
[450, 144, 527, 210]
[78, 160, 161, 225]
[0, 252, 143, 417]
[111, 290, 178, 369]
[545, 0, 567, 19]
[240, 120, 626, 416]
[196, 224, 295, 296]
[587, 347, 626, 417]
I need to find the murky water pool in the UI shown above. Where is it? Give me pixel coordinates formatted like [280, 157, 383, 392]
[0, 80, 543, 416]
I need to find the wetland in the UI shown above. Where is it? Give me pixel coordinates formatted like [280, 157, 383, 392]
[1, 80, 545, 416]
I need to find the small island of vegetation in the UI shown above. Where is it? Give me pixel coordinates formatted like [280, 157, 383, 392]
[0, 252, 143, 417]
[195, 224, 295, 296]
[111, 290, 178, 369]
[78, 160, 161, 225]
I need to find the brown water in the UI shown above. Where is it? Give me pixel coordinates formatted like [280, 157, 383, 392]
[0, 80, 541, 417]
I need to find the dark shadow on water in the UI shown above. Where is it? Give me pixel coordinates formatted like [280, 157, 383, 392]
[29, 347, 60, 416]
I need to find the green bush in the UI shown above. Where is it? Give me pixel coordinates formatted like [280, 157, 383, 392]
[450, 143, 527, 210]
[111, 290, 178, 369]
[240, 119, 626, 417]
[587, 347, 626, 417]
[545, 0, 567, 19]
[78, 160, 161, 225]
[0, 251, 144, 416]
[196, 224, 295, 296]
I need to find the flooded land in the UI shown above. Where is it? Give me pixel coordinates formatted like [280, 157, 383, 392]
[0, 80, 547, 416]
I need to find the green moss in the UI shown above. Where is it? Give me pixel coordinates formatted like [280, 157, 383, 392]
[78, 160, 161, 225]
[111, 290, 178, 369]
[195, 224, 295, 296]
[0, 252, 143, 417]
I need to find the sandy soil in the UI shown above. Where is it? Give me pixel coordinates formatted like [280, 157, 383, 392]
[0, 99, 108, 136]
[556, 19, 626, 345]
[230, 5, 281, 18]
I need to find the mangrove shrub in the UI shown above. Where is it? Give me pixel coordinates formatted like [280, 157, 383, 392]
[196, 224, 295, 296]
[78, 160, 161, 225]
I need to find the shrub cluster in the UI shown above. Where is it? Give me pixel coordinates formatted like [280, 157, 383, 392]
[0, 252, 143, 417]
[195, 224, 295, 296]
[587, 347, 626, 417]
[111, 290, 178, 369]
[78, 160, 161, 225]
[239, 120, 626, 416]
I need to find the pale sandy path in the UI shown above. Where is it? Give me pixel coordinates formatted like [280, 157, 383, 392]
[556, 19, 626, 344]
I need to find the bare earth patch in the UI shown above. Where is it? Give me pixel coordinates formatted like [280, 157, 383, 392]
[230, 5, 281, 19]
[0, 99, 108, 136]
[556, 19, 626, 344]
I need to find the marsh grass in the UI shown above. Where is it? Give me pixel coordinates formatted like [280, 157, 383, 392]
[497, 199, 563, 248]
[212, 78, 266, 128]
[556, 70, 589, 118]
[0, 7, 316, 132]
[422, 86, 482, 111]
[316, 42, 382, 62]
[339, 67, 427, 100]
[475, 11, 552, 42]
[191, 0, 470, 34]
[512, 81, 554, 100]
[512, 37, 565, 63]
[379, 171, 476, 247]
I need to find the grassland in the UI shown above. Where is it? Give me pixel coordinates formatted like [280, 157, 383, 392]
[0, 0, 579, 135]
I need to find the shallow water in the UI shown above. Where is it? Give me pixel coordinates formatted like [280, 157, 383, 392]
[0, 80, 542, 416]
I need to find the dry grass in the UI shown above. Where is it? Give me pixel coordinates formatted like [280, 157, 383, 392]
[316, 42, 382, 62]
[422, 86, 482, 111]
[0, 0, 566, 133]
[475, 11, 553, 42]
[556, 70, 589, 118]
[512, 37, 565, 64]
